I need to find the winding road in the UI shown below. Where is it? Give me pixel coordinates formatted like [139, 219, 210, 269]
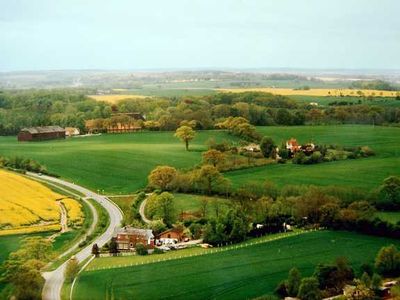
[27, 173, 123, 300]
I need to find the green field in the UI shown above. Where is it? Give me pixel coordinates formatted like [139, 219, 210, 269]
[0, 125, 399, 194]
[73, 230, 400, 300]
[226, 125, 400, 191]
[0, 131, 236, 194]
[173, 193, 231, 219]
[375, 212, 400, 224]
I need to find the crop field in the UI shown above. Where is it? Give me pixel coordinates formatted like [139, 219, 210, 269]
[0, 169, 84, 235]
[0, 170, 64, 235]
[88, 94, 150, 103]
[218, 87, 400, 97]
[73, 230, 400, 300]
[226, 125, 400, 191]
[0, 131, 237, 194]
[61, 198, 84, 226]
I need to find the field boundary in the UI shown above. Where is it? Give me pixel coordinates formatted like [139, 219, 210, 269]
[85, 229, 316, 272]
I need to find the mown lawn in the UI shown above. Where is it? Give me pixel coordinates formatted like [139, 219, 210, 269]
[226, 125, 400, 191]
[73, 230, 400, 300]
[0, 130, 236, 194]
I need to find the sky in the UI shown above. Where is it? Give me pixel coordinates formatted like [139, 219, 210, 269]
[0, 0, 399, 71]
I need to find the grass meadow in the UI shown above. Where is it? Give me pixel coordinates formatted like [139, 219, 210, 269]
[226, 125, 400, 191]
[73, 230, 400, 300]
[0, 130, 236, 194]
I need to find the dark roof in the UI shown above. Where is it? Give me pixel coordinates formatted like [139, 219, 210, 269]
[20, 126, 65, 134]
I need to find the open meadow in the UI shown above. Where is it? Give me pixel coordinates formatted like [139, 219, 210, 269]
[0, 131, 236, 194]
[226, 125, 400, 191]
[73, 230, 400, 300]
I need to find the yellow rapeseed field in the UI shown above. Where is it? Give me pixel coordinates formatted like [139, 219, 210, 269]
[217, 88, 399, 97]
[0, 169, 81, 235]
[89, 94, 149, 104]
[61, 198, 83, 226]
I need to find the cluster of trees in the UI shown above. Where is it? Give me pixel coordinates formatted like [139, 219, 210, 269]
[0, 155, 50, 175]
[2, 89, 400, 136]
[148, 164, 230, 196]
[0, 89, 110, 135]
[274, 245, 400, 299]
[291, 145, 375, 165]
[216, 117, 261, 141]
[1, 237, 52, 300]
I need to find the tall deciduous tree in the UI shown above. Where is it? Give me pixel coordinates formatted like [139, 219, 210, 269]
[297, 277, 321, 300]
[202, 149, 225, 167]
[198, 165, 223, 195]
[375, 244, 400, 276]
[260, 136, 276, 158]
[174, 125, 196, 151]
[148, 166, 177, 190]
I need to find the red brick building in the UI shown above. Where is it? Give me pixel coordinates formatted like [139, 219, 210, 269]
[18, 126, 66, 142]
[114, 227, 154, 251]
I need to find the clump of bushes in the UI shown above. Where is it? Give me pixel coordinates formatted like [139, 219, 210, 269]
[0, 155, 56, 176]
[292, 145, 374, 165]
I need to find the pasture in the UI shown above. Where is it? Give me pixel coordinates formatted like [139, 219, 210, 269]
[0, 131, 236, 194]
[226, 125, 400, 191]
[73, 230, 400, 300]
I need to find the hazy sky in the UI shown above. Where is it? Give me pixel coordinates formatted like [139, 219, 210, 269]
[1, 0, 399, 71]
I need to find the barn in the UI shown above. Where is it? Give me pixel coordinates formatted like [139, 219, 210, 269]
[18, 126, 66, 142]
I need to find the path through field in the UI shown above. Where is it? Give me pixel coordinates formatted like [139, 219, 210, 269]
[26, 173, 123, 300]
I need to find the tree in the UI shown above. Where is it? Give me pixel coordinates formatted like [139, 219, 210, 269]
[135, 243, 148, 256]
[148, 166, 177, 190]
[109, 239, 119, 255]
[2, 237, 52, 299]
[174, 125, 196, 151]
[260, 137, 276, 158]
[370, 273, 382, 291]
[146, 192, 176, 226]
[287, 267, 301, 296]
[65, 256, 80, 283]
[297, 277, 321, 300]
[375, 244, 400, 276]
[378, 176, 400, 209]
[198, 165, 224, 195]
[202, 149, 225, 167]
[91, 243, 100, 257]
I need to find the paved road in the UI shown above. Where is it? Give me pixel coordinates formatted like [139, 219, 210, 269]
[139, 197, 151, 224]
[27, 173, 123, 300]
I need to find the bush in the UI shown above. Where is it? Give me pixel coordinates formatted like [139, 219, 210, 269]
[135, 243, 148, 256]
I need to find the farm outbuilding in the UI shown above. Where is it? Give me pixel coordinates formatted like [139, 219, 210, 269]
[17, 126, 66, 142]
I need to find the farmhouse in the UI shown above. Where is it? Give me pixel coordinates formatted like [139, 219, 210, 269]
[18, 126, 66, 142]
[286, 138, 300, 153]
[240, 143, 261, 153]
[113, 227, 154, 251]
[65, 127, 80, 137]
[157, 228, 187, 244]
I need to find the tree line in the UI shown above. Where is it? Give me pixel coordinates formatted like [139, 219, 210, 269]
[1, 89, 400, 136]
